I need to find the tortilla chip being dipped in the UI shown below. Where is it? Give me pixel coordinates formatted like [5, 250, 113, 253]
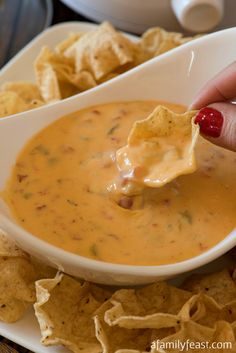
[116, 106, 199, 192]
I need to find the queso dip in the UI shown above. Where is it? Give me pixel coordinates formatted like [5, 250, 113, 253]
[4, 101, 236, 265]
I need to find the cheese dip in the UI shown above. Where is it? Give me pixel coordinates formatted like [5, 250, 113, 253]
[4, 101, 236, 265]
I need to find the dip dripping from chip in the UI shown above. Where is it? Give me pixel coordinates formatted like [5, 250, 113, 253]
[116, 105, 199, 193]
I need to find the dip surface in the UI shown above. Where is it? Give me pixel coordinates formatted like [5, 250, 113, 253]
[4, 101, 236, 265]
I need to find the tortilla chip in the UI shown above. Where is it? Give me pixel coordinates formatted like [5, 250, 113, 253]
[0, 230, 55, 323]
[140, 28, 181, 58]
[27, 99, 45, 109]
[155, 320, 236, 353]
[0, 91, 29, 118]
[98, 72, 119, 84]
[105, 282, 191, 329]
[140, 28, 200, 59]
[1, 81, 42, 103]
[71, 70, 97, 91]
[34, 54, 61, 103]
[94, 300, 153, 353]
[181, 269, 236, 305]
[34, 47, 72, 101]
[34, 272, 112, 353]
[55, 32, 84, 55]
[64, 21, 135, 80]
[0, 229, 27, 258]
[212, 321, 236, 349]
[200, 300, 236, 328]
[116, 106, 199, 190]
[151, 326, 177, 343]
[179, 293, 236, 329]
[35, 47, 96, 101]
[178, 293, 207, 323]
[0, 256, 37, 323]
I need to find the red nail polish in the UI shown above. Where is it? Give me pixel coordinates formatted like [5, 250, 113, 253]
[194, 107, 223, 138]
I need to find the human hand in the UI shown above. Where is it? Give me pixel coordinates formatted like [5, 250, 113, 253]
[191, 61, 236, 152]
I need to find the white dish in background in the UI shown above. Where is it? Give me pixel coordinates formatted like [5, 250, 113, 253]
[60, 0, 181, 34]
[0, 28, 236, 286]
[0, 21, 137, 84]
[61, 0, 224, 34]
[60, 0, 236, 34]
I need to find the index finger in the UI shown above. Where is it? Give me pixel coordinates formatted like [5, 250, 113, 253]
[190, 61, 236, 109]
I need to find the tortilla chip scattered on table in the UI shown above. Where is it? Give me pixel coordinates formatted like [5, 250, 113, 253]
[0, 229, 55, 323]
[104, 282, 191, 329]
[1, 231, 236, 352]
[116, 106, 199, 191]
[34, 272, 112, 353]
[181, 269, 236, 305]
[156, 320, 236, 353]
[94, 300, 153, 353]
[0, 229, 27, 258]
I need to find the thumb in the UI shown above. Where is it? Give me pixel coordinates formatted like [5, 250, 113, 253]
[194, 102, 236, 152]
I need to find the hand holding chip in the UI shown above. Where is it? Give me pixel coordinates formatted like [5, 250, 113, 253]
[191, 61, 236, 152]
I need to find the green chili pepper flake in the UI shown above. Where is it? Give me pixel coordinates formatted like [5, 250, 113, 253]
[80, 136, 90, 141]
[89, 243, 99, 257]
[180, 210, 192, 224]
[31, 144, 50, 156]
[23, 192, 33, 200]
[48, 157, 59, 165]
[107, 123, 120, 135]
[67, 199, 78, 206]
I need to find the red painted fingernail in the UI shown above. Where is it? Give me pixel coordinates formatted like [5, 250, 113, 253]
[194, 107, 223, 138]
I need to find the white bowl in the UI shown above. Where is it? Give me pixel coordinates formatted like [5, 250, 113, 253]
[0, 28, 236, 285]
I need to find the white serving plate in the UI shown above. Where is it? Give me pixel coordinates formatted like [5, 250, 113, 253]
[0, 21, 137, 84]
[0, 308, 68, 353]
[0, 252, 234, 353]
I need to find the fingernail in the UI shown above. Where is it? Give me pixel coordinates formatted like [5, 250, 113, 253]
[194, 107, 223, 138]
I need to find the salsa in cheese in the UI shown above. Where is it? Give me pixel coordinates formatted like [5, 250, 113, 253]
[3, 101, 236, 265]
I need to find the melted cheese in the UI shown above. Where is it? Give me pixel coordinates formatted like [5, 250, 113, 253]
[3, 101, 236, 265]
